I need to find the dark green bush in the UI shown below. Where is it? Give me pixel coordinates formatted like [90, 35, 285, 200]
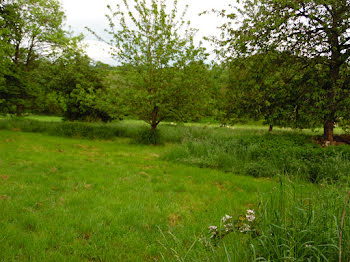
[134, 127, 163, 145]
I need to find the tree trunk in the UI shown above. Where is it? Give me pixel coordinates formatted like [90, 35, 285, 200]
[151, 106, 159, 131]
[25, 36, 36, 70]
[14, 43, 20, 65]
[268, 125, 273, 132]
[324, 120, 334, 142]
[151, 123, 157, 131]
[325, 20, 341, 144]
[16, 104, 24, 116]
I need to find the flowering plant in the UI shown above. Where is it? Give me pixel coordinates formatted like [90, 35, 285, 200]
[200, 209, 259, 247]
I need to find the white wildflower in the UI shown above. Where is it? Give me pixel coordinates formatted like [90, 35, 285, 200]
[208, 225, 217, 232]
[247, 209, 255, 215]
[224, 223, 233, 232]
[246, 214, 255, 222]
[221, 214, 232, 223]
[239, 224, 251, 233]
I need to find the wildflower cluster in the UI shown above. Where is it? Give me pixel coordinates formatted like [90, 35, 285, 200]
[200, 214, 234, 246]
[236, 209, 258, 235]
[221, 214, 234, 233]
[200, 209, 259, 247]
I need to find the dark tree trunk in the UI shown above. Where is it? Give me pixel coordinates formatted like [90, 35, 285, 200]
[151, 106, 159, 131]
[324, 120, 334, 142]
[25, 36, 35, 69]
[151, 123, 157, 131]
[14, 43, 20, 65]
[16, 104, 24, 116]
[325, 12, 341, 144]
[268, 125, 273, 132]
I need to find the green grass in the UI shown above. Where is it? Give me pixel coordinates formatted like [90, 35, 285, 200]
[1, 118, 349, 261]
[0, 130, 275, 261]
[24, 115, 64, 122]
[190, 179, 350, 261]
[2, 117, 350, 183]
[0, 114, 63, 122]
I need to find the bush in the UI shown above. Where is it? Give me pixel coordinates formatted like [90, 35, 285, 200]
[134, 127, 163, 145]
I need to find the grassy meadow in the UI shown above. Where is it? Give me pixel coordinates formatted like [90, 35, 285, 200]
[0, 116, 350, 261]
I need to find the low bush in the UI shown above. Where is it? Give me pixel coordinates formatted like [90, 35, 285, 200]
[134, 127, 163, 145]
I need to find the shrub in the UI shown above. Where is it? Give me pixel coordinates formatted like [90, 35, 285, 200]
[134, 127, 163, 145]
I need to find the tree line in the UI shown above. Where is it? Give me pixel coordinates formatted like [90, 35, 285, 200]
[1, 0, 349, 142]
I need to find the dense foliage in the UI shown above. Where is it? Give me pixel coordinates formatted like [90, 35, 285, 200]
[0, 0, 69, 114]
[0, 0, 124, 121]
[2, 0, 350, 260]
[216, 0, 350, 141]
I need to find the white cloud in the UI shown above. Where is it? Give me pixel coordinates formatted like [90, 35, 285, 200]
[82, 40, 117, 65]
[60, 0, 235, 64]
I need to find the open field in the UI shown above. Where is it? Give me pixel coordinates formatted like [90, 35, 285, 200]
[0, 130, 274, 261]
[1, 117, 350, 261]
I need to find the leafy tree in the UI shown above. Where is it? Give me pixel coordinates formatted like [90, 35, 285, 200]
[31, 49, 120, 122]
[0, 2, 13, 111]
[221, 51, 320, 131]
[91, 0, 207, 130]
[0, 0, 71, 115]
[217, 0, 350, 141]
[1, 0, 67, 68]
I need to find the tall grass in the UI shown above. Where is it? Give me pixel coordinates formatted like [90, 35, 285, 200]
[159, 179, 350, 261]
[0, 118, 143, 140]
[250, 180, 350, 261]
[165, 131, 350, 183]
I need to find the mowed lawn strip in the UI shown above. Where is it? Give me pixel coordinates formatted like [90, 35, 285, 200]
[0, 130, 274, 261]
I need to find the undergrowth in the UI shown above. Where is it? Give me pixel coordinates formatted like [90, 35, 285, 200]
[159, 179, 350, 261]
[165, 132, 350, 183]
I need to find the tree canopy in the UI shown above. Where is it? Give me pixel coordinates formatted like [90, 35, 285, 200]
[217, 0, 350, 141]
[90, 0, 208, 130]
[0, 0, 73, 114]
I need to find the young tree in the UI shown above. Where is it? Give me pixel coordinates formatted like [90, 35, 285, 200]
[217, 0, 350, 141]
[91, 0, 207, 130]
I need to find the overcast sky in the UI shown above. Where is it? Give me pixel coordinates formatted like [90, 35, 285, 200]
[60, 0, 234, 65]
